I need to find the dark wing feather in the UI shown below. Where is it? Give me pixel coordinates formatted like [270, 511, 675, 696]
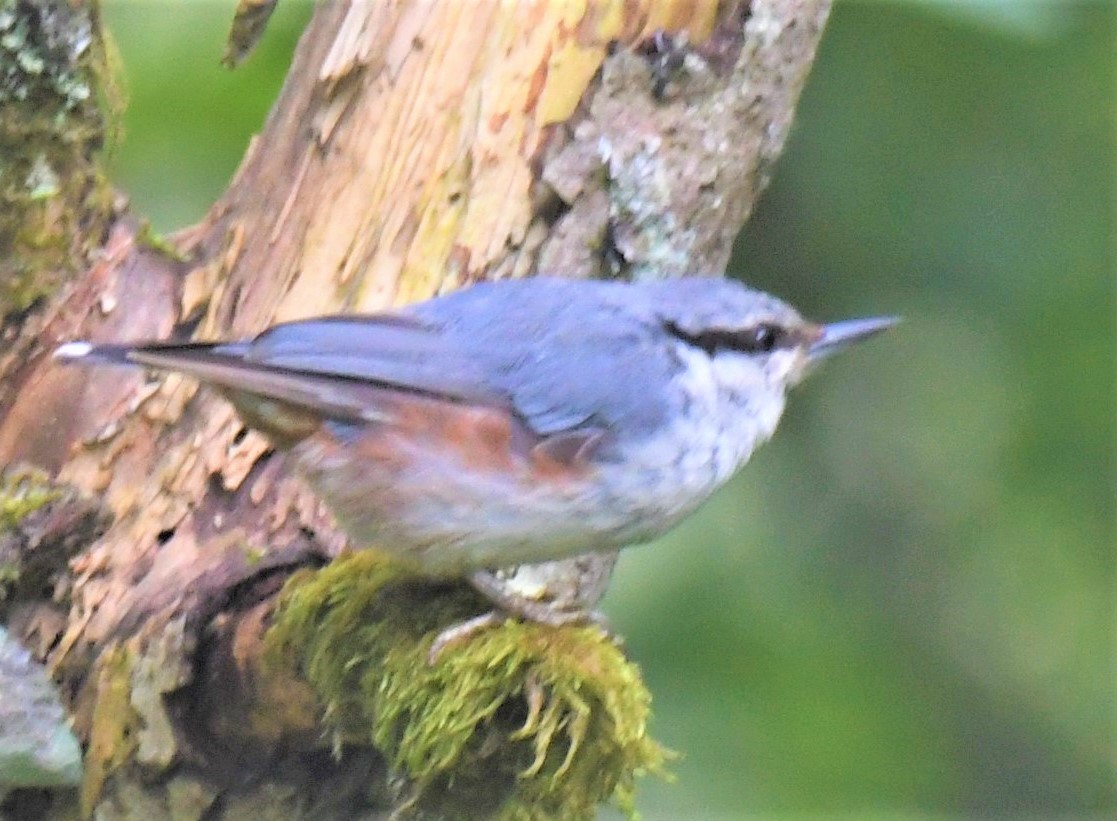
[241, 314, 505, 406]
[122, 346, 388, 422]
[75, 314, 512, 424]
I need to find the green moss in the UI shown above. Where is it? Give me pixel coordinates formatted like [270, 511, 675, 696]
[0, 467, 108, 611]
[135, 220, 188, 261]
[0, 0, 121, 315]
[0, 466, 61, 531]
[81, 645, 141, 817]
[0, 563, 18, 588]
[266, 553, 670, 819]
[0, 466, 63, 600]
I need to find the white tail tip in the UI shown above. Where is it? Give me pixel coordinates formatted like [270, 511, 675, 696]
[53, 341, 94, 361]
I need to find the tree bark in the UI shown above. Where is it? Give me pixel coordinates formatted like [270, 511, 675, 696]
[0, 0, 831, 817]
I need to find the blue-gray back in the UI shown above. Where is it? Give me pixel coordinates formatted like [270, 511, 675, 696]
[236, 276, 793, 443]
[406, 278, 678, 437]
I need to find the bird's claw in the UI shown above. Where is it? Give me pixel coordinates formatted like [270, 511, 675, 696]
[427, 611, 504, 664]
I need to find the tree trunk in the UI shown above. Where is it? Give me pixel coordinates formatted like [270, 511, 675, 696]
[0, 0, 831, 817]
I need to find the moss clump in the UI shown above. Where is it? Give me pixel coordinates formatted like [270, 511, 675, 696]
[266, 552, 669, 819]
[0, 466, 108, 613]
[0, 466, 62, 599]
[0, 0, 121, 315]
[0, 465, 61, 531]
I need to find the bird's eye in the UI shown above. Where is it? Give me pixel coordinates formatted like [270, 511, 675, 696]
[664, 320, 789, 356]
[747, 324, 781, 353]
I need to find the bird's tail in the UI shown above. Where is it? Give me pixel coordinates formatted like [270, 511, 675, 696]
[53, 338, 375, 432]
[54, 340, 250, 370]
[52, 339, 283, 402]
[54, 340, 142, 366]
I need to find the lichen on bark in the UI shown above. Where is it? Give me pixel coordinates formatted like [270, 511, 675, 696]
[0, 0, 120, 316]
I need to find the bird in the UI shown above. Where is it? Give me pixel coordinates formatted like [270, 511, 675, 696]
[55, 276, 896, 625]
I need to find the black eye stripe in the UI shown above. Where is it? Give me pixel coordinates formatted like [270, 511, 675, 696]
[664, 321, 792, 355]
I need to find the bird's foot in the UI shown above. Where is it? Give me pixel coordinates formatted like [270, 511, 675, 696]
[427, 611, 503, 663]
[426, 565, 615, 664]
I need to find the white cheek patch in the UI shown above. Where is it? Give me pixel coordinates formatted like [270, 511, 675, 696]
[707, 352, 786, 468]
[765, 348, 805, 386]
[667, 345, 787, 482]
[542, 342, 799, 547]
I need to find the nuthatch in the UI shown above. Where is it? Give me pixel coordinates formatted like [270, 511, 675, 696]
[56, 277, 895, 623]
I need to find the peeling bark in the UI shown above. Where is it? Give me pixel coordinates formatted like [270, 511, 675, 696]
[0, 0, 831, 817]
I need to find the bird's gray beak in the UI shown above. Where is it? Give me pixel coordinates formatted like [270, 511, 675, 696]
[809, 316, 900, 362]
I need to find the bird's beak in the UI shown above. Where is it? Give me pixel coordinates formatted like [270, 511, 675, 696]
[809, 316, 900, 362]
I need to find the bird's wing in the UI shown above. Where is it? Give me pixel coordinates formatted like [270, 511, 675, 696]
[239, 314, 506, 407]
[57, 313, 512, 424]
[58, 279, 678, 461]
[408, 280, 676, 440]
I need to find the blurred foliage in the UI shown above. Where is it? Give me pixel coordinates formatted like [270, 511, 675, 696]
[101, 0, 311, 228]
[101, 0, 1112, 817]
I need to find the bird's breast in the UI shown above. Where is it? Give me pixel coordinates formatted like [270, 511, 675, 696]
[594, 344, 788, 540]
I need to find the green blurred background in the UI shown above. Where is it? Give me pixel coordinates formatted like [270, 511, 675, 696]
[101, 1, 1113, 817]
